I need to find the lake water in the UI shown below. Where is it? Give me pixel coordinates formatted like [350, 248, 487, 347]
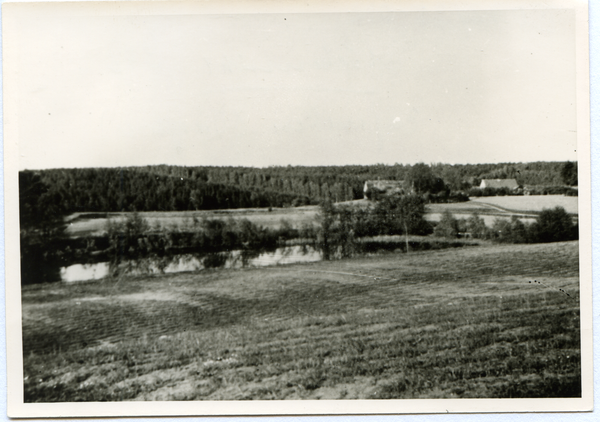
[58, 238, 472, 283]
[60, 245, 322, 283]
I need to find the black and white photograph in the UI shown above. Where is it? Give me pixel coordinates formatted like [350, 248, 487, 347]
[2, 0, 593, 417]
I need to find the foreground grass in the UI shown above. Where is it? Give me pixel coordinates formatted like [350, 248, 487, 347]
[22, 241, 580, 401]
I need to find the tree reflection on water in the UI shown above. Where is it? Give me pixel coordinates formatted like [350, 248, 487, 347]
[60, 245, 322, 282]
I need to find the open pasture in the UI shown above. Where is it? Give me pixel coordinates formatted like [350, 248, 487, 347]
[64, 195, 577, 237]
[470, 195, 578, 215]
[65, 199, 523, 237]
[426, 201, 494, 215]
[423, 201, 538, 225]
[65, 206, 320, 237]
[22, 241, 580, 401]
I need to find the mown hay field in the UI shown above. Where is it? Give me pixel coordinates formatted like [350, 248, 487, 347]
[470, 195, 578, 215]
[426, 201, 496, 215]
[22, 241, 580, 401]
[424, 200, 537, 225]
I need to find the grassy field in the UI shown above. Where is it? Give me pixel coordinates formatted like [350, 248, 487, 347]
[470, 195, 578, 215]
[64, 198, 528, 237]
[65, 206, 320, 237]
[426, 201, 498, 214]
[424, 201, 538, 225]
[22, 241, 580, 401]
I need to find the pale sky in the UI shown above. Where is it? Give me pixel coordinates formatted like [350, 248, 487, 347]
[9, 6, 577, 170]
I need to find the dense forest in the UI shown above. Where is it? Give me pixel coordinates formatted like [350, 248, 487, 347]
[25, 168, 311, 215]
[21, 161, 577, 215]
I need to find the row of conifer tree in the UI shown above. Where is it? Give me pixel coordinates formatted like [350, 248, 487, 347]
[20, 161, 577, 218]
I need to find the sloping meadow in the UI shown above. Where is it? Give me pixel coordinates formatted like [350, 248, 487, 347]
[22, 241, 580, 401]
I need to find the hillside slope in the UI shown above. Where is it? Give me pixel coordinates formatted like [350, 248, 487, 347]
[23, 241, 580, 401]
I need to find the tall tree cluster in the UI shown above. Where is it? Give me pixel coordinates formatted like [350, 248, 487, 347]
[434, 207, 578, 244]
[561, 162, 578, 186]
[19, 172, 68, 284]
[30, 168, 310, 213]
[316, 194, 431, 259]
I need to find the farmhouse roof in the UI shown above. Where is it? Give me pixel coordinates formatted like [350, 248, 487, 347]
[479, 179, 520, 189]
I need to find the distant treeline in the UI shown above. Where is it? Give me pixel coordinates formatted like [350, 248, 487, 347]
[23, 168, 311, 215]
[22, 161, 576, 215]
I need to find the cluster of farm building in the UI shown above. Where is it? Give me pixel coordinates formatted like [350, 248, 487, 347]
[362, 178, 553, 200]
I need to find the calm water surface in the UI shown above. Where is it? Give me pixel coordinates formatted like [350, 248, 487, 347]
[60, 245, 322, 283]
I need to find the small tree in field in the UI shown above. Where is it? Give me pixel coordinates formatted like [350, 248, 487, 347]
[374, 194, 426, 252]
[336, 205, 357, 258]
[467, 213, 489, 239]
[316, 200, 338, 260]
[434, 210, 459, 238]
[492, 216, 528, 243]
